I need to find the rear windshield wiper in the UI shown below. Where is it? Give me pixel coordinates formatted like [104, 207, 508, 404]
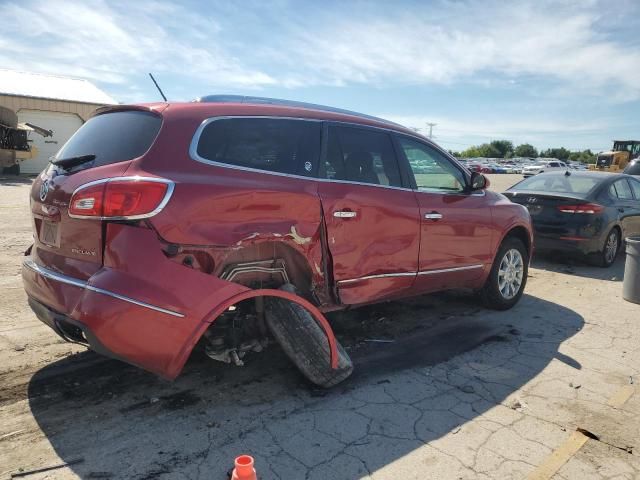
[50, 154, 96, 169]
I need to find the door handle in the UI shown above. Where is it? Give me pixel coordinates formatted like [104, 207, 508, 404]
[618, 207, 625, 213]
[424, 212, 443, 220]
[334, 210, 357, 219]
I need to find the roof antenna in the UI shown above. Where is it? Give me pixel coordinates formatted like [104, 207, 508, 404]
[148, 73, 167, 102]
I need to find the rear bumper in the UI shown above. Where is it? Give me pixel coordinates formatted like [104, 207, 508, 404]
[22, 224, 249, 379]
[27, 296, 122, 362]
[533, 234, 602, 256]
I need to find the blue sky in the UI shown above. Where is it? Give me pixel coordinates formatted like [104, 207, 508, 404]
[2, 0, 639, 152]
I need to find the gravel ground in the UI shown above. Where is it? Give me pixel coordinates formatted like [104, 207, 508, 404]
[0, 174, 638, 480]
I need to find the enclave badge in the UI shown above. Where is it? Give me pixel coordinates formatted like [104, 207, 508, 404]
[39, 180, 49, 202]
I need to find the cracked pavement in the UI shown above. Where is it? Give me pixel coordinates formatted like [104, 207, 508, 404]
[0, 175, 638, 480]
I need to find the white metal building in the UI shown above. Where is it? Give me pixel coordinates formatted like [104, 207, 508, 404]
[0, 69, 117, 174]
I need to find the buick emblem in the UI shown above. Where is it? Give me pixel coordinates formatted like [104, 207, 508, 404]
[39, 180, 50, 202]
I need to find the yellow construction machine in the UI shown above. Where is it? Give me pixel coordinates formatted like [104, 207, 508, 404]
[590, 140, 640, 172]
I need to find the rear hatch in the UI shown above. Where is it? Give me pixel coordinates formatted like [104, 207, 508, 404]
[30, 108, 163, 280]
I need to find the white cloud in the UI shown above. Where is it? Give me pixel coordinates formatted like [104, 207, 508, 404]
[265, 1, 640, 100]
[0, 0, 276, 101]
[0, 0, 638, 104]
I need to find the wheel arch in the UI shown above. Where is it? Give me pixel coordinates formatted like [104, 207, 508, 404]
[499, 224, 533, 259]
[166, 288, 339, 380]
[215, 241, 320, 297]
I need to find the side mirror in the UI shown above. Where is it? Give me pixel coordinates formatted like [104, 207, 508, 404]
[470, 172, 490, 190]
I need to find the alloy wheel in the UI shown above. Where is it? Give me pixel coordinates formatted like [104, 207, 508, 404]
[604, 230, 619, 264]
[497, 248, 524, 300]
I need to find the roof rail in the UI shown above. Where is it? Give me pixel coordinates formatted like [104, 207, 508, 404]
[193, 94, 403, 128]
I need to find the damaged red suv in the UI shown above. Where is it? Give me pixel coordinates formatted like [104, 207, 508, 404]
[23, 96, 532, 387]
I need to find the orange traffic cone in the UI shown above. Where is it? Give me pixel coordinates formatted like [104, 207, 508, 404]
[231, 455, 257, 480]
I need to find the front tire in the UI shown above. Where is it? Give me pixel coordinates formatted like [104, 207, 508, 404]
[480, 237, 528, 310]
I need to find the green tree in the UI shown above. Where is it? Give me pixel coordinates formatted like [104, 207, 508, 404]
[540, 147, 571, 161]
[489, 140, 514, 158]
[514, 143, 538, 158]
[461, 143, 501, 158]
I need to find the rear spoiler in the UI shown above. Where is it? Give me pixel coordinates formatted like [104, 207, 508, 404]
[92, 103, 169, 119]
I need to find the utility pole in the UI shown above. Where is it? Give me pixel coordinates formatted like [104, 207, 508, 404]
[425, 122, 437, 139]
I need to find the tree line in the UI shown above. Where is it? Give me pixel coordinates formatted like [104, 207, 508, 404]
[449, 140, 597, 163]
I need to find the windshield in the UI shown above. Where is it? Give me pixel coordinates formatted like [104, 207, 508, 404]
[54, 111, 162, 168]
[513, 175, 600, 194]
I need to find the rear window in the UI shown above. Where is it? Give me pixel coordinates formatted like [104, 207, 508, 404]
[195, 118, 321, 176]
[54, 111, 162, 167]
[515, 175, 600, 194]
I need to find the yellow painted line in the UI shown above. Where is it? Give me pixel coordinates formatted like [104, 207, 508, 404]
[607, 385, 635, 408]
[528, 384, 635, 479]
[527, 430, 589, 480]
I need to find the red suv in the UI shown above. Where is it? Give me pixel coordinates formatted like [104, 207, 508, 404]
[22, 96, 532, 387]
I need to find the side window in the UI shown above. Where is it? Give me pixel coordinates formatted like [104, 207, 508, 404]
[196, 118, 321, 176]
[324, 126, 402, 187]
[610, 179, 634, 200]
[629, 178, 640, 199]
[397, 137, 465, 192]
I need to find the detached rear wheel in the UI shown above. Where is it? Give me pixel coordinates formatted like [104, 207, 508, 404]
[480, 237, 528, 310]
[265, 287, 353, 388]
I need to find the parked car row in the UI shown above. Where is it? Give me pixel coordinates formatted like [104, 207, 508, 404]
[459, 157, 589, 177]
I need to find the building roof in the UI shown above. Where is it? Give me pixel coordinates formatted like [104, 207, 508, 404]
[0, 69, 117, 105]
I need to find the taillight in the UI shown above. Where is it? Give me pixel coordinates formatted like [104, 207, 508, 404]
[69, 177, 173, 219]
[556, 203, 604, 214]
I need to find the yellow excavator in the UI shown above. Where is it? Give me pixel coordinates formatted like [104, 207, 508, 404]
[589, 140, 640, 172]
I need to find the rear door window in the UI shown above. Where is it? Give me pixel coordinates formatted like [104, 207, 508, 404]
[324, 126, 402, 187]
[54, 111, 162, 167]
[195, 118, 321, 176]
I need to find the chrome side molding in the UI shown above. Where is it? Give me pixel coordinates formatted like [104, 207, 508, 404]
[337, 264, 484, 285]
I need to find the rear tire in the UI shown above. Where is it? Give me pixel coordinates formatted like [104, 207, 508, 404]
[480, 237, 528, 310]
[594, 228, 620, 268]
[265, 286, 353, 388]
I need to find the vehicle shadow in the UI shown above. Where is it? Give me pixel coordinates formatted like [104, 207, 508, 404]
[532, 252, 625, 282]
[24, 293, 583, 479]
